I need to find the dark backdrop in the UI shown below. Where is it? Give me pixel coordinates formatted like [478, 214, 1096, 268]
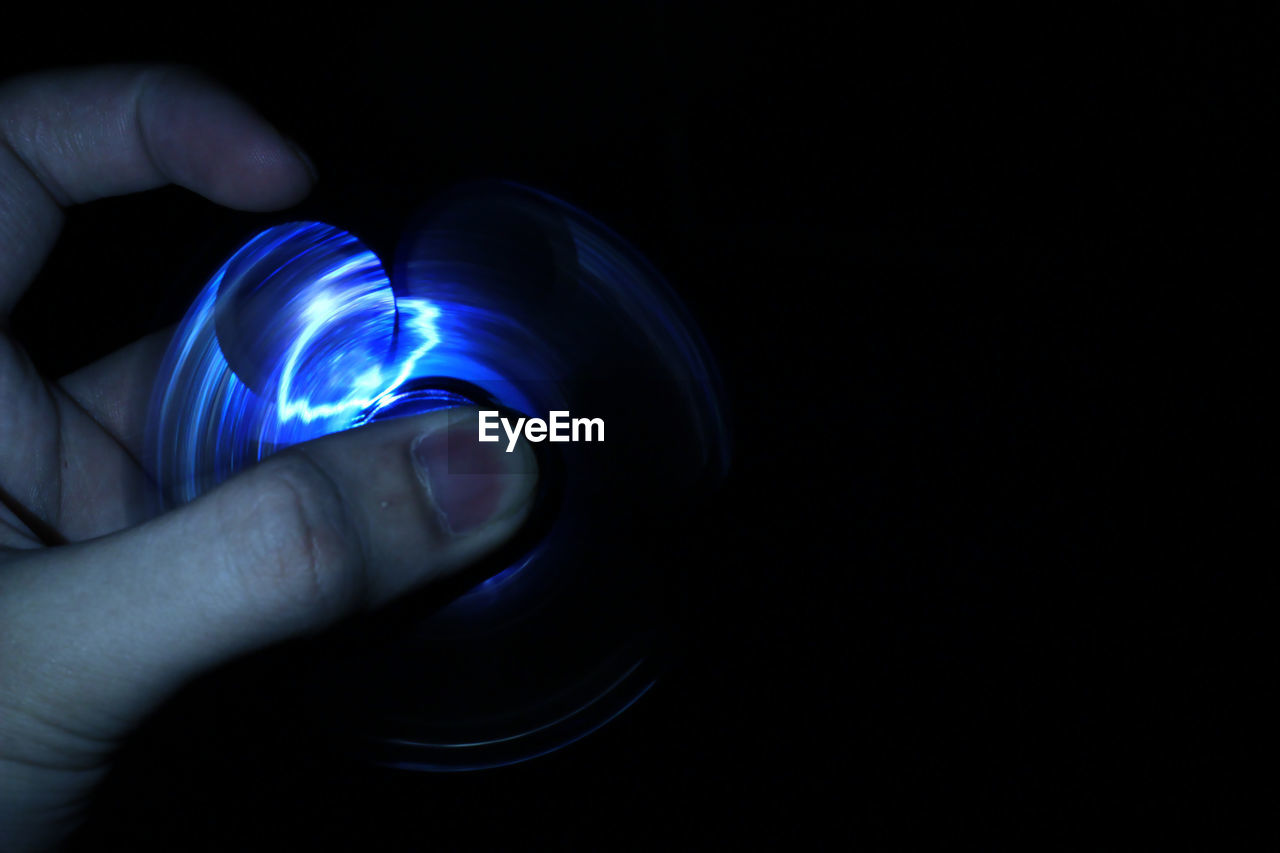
[2, 5, 1267, 849]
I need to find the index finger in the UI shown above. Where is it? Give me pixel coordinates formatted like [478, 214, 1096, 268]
[0, 63, 315, 315]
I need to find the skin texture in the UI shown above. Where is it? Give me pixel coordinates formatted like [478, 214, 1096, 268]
[0, 65, 538, 852]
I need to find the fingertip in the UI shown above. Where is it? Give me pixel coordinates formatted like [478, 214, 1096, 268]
[285, 137, 320, 186]
[293, 406, 541, 604]
[137, 65, 316, 211]
[225, 135, 316, 212]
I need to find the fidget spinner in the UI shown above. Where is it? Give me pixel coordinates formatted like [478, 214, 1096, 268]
[148, 182, 729, 769]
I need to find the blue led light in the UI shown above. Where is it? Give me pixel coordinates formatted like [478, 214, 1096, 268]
[149, 221, 540, 503]
[274, 295, 441, 425]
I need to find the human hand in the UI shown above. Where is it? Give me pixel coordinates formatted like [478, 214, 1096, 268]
[0, 65, 538, 852]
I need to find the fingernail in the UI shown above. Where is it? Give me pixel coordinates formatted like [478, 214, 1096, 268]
[285, 138, 319, 184]
[410, 411, 539, 537]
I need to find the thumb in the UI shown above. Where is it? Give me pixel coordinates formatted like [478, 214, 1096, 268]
[0, 404, 536, 762]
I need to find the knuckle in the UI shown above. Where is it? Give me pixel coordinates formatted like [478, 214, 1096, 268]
[224, 451, 361, 620]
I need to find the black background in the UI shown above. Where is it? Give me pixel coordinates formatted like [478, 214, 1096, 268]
[2, 5, 1269, 849]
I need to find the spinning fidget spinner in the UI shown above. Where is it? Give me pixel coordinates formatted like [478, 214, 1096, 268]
[148, 182, 729, 769]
